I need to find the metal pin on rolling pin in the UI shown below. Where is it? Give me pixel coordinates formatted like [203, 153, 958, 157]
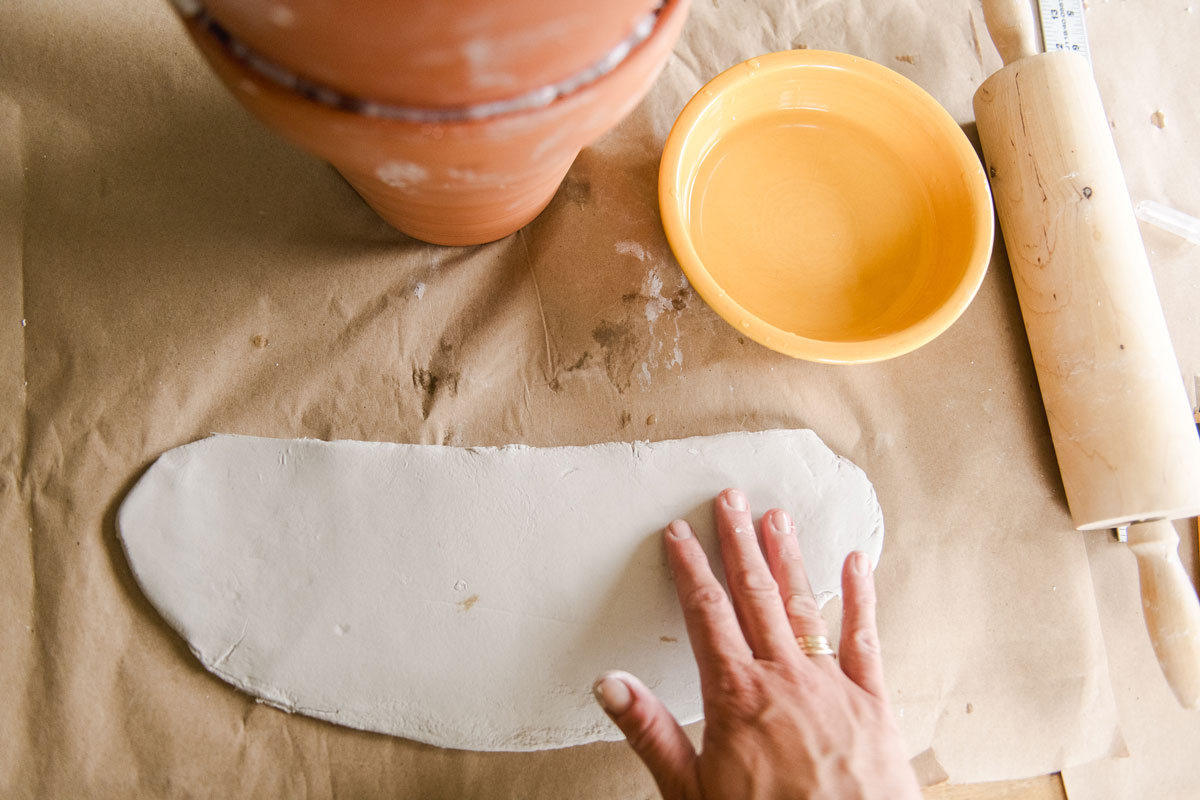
[974, 0, 1200, 707]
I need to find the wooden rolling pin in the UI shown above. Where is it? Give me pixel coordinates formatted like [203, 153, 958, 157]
[974, 0, 1200, 708]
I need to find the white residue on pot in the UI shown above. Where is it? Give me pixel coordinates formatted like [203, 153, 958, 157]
[376, 160, 429, 190]
[462, 38, 519, 91]
[531, 127, 569, 161]
[448, 168, 506, 186]
[413, 283, 427, 300]
[447, 168, 480, 182]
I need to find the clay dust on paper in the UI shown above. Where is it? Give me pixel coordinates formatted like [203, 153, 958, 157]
[615, 241, 687, 390]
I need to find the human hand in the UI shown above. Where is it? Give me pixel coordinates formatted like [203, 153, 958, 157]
[593, 488, 920, 800]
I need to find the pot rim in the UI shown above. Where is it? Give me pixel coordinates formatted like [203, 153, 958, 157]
[173, 0, 681, 124]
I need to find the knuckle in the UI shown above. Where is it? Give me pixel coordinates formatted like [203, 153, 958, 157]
[683, 584, 728, 615]
[785, 593, 820, 619]
[625, 707, 671, 754]
[710, 670, 770, 720]
[852, 625, 880, 654]
[734, 567, 778, 595]
[674, 544, 713, 572]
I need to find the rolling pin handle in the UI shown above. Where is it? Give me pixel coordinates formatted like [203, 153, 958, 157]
[981, 0, 1040, 65]
[1126, 519, 1200, 709]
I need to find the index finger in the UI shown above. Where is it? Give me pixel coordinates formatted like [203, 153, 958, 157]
[664, 520, 754, 685]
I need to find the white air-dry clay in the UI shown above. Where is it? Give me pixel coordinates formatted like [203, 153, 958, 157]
[117, 430, 884, 751]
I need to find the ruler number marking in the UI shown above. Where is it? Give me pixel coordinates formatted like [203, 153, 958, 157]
[1037, 0, 1091, 64]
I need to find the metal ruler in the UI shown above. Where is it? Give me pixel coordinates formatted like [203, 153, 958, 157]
[1037, 0, 1092, 64]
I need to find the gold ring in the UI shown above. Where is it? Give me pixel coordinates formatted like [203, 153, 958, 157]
[796, 635, 835, 656]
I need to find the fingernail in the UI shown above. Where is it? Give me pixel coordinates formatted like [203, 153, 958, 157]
[769, 509, 792, 534]
[723, 489, 747, 511]
[593, 672, 633, 714]
[851, 551, 870, 575]
[666, 520, 692, 540]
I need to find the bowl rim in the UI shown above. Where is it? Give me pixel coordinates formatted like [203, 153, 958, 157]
[658, 48, 995, 364]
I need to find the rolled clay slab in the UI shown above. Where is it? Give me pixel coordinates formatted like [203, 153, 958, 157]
[118, 430, 884, 751]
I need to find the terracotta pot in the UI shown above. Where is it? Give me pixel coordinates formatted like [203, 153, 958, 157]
[173, 0, 690, 245]
[201, 0, 671, 108]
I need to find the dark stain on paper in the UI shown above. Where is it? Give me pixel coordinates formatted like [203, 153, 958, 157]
[548, 350, 595, 393]
[591, 320, 643, 393]
[412, 366, 460, 419]
[562, 175, 592, 207]
[566, 351, 592, 372]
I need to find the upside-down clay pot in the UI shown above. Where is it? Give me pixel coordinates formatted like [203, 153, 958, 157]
[171, 0, 690, 245]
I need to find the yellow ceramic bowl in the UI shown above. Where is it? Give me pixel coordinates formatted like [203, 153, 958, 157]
[659, 50, 993, 363]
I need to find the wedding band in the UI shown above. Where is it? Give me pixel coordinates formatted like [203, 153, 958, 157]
[796, 635, 835, 657]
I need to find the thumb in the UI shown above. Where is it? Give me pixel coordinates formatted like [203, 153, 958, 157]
[593, 671, 699, 800]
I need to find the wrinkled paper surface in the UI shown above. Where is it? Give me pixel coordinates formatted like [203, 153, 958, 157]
[7, 0, 1197, 796]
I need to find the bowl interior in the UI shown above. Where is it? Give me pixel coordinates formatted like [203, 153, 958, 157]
[660, 50, 992, 363]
